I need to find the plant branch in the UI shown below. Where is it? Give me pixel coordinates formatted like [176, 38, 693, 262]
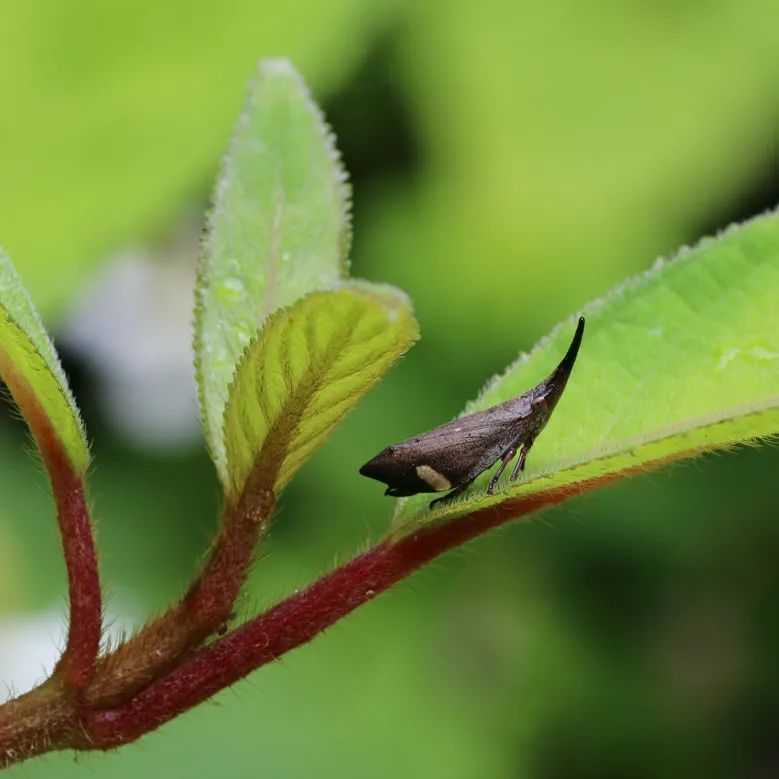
[49, 462, 101, 693]
[0, 354, 102, 693]
[85, 486, 275, 707]
[0, 467, 646, 767]
[0, 676, 96, 769]
[0, 482, 274, 770]
[83, 478, 599, 748]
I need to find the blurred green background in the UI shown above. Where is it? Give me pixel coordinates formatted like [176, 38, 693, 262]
[2, 1, 779, 776]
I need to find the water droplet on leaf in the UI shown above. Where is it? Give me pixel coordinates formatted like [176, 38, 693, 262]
[217, 277, 247, 302]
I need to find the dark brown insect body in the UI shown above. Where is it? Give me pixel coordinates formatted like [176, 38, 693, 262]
[360, 317, 585, 507]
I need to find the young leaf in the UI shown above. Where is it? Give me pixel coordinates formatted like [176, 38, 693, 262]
[394, 210, 779, 530]
[195, 59, 351, 486]
[0, 248, 89, 474]
[223, 284, 418, 502]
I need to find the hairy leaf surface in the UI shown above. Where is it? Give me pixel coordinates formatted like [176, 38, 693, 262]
[195, 59, 351, 486]
[223, 284, 418, 501]
[0, 249, 89, 473]
[394, 211, 779, 530]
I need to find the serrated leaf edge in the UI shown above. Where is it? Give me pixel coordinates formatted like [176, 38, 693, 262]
[472, 207, 779, 414]
[219, 282, 417, 497]
[0, 248, 89, 473]
[392, 207, 779, 525]
[193, 58, 353, 474]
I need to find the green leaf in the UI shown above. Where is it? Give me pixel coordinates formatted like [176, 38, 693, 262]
[393, 210, 779, 530]
[0, 249, 89, 474]
[223, 284, 418, 501]
[195, 59, 351, 486]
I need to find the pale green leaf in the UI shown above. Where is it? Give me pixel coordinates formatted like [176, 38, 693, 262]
[195, 59, 351, 485]
[0, 249, 89, 474]
[223, 284, 418, 502]
[394, 210, 779, 530]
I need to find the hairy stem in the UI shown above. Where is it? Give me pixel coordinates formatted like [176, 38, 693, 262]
[0, 473, 614, 767]
[85, 487, 274, 707]
[50, 466, 101, 692]
[0, 679, 85, 769]
[0, 354, 102, 692]
[84, 484, 579, 747]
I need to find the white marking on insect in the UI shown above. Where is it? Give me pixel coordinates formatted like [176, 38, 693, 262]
[416, 465, 452, 491]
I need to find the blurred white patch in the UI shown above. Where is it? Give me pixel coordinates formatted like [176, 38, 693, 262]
[0, 604, 140, 702]
[61, 230, 201, 449]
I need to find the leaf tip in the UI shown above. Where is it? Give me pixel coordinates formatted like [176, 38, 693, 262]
[252, 58, 354, 269]
[341, 279, 417, 324]
[256, 57, 297, 78]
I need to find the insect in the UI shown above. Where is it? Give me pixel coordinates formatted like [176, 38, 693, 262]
[359, 317, 585, 507]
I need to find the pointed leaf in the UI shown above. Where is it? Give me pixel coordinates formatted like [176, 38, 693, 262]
[223, 284, 418, 502]
[195, 59, 351, 485]
[394, 210, 779, 530]
[0, 249, 89, 474]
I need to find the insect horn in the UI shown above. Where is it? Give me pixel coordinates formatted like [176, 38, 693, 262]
[549, 316, 585, 384]
[536, 316, 585, 407]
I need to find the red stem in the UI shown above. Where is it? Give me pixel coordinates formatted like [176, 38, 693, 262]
[85, 488, 273, 707]
[0, 353, 101, 693]
[85, 484, 579, 747]
[49, 461, 101, 692]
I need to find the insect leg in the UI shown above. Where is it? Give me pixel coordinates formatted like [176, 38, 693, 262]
[487, 447, 517, 495]
[509, 436, 535, 481]
[429, 477, 476, 509]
